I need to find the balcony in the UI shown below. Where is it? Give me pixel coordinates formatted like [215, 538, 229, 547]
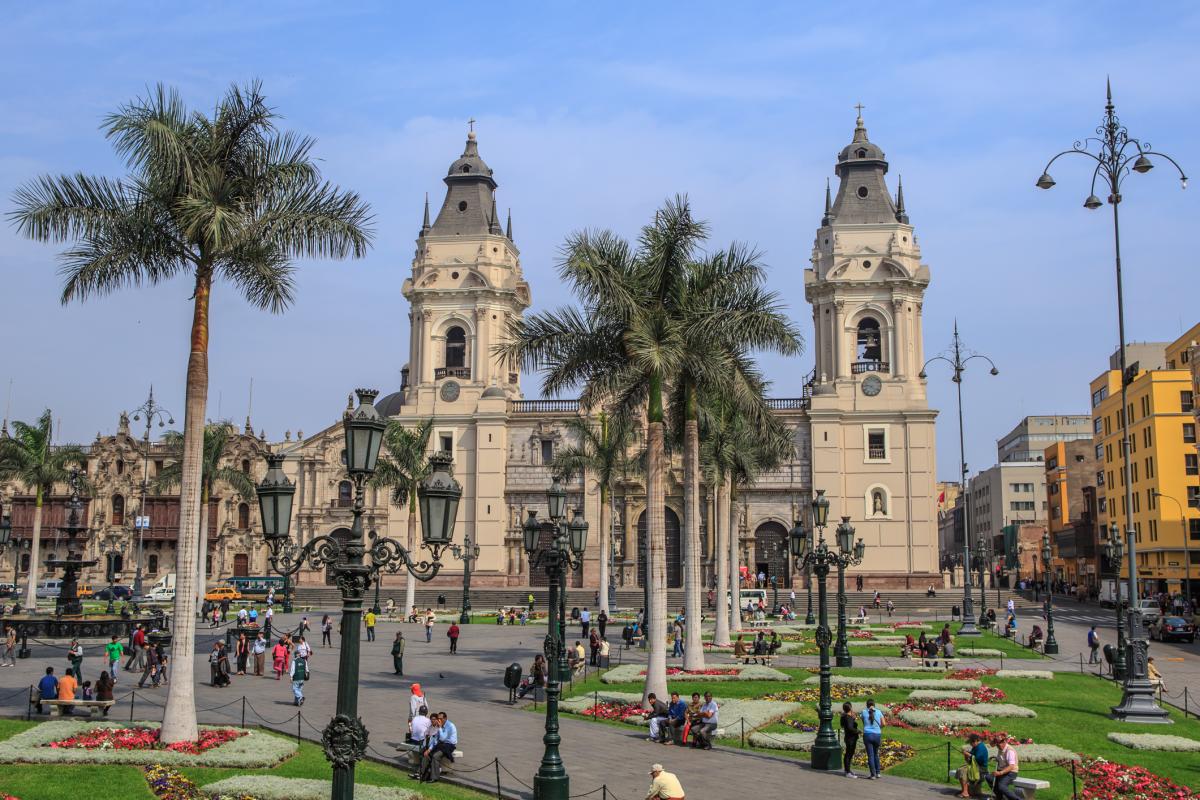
[509, 399, 580, 414]
[434, 367, 471, 380]
[868, 445, 887, 460]
[852, 360, 890, 374]
[765, 397, 809, 411]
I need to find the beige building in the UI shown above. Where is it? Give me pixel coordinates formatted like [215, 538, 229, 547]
[1, 117, 943, 592]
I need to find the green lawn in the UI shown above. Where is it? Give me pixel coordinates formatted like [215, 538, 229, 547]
[0, 718, 488, 800]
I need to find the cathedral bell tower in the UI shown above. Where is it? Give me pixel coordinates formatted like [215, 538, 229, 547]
[803, 110, 939, 583]
[401, 127, 531, 412]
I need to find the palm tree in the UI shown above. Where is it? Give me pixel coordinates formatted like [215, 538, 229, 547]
[551, 414, 636, 615]
[667, 247, 800, 669]
[9, 83, 373, 743]
[0, 411, 87, 608]
[154, 422, 256, 607]
[500, 197, 704, 703]
[370, 418, 434, 616]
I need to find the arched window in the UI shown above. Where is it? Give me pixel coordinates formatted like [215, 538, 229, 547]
[237, 502, 250, 529]
[148, 554, 159, 575]
[856, 148, 867, 159]
[337, 481, 353, 508]
[116, 459, 125, 475]
[112, 495, 125, 526]
[241, 459, 251, 474]
[445, 326, 466, 368]
[856, 318, 882, 362]
[20, 553, 30, 573]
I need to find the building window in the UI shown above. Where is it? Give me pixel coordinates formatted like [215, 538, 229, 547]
[1185, 423, 1196, 444]
[1097, 471, 1105, 486]
[1149, 518, 1158, 541]
[1010, 501, 1035, 511]
[241, 459, 251, 474]
[1183, 390, 1195, 413]
[148, 554, 159, 574]
[1189, 518, 1200, 541]
[440, 433, 454, 453]
[540, 440, 554, 465]
[1141, 396, 1150, 417]
[855, 318, 883, 363]
[1132, 492, 1140, 513]
[1096, 444, 1105, 461]
[116, 459, 125, 476]
[237, 502, 250, 529]
[1189, 486, 1200, 509]
[112, 495, 125, 526]
[1131, 462, 1138, 482]
[20, 553, 29, 573]
[154, 459, 164, 476]
[1091, 386, 1108, 408]
[866, 428, 887, 461]
[337, 480, 353, 508]
[1146, 457, 1155, 478]
[1105, 416, 1111, 436]
[1093, 417, 1103, 435]
[1188, 454, 1199, 476]
[1147, 488, 1156, 511]
[445, 326, 466, 369]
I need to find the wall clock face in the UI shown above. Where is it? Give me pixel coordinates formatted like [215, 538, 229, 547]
[862, 375, 882, 397]
[440, 381, 461, 402]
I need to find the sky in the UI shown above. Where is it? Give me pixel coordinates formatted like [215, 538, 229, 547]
[0, 1, 1197, 483]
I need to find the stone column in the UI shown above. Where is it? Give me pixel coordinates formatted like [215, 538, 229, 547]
[421, 310, 433, 383]
[475, 307, 489, 384]
[892, 297, 906, 378]
[833, 299, 846, 378]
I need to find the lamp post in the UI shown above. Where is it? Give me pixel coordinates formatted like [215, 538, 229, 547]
[789, 518, 815, 625]
[1038, 532, 1058, 654]
[793, 490, 865, 771]
[975, 535, 990, 629]
[255, 389, 459, 800]
[1036, 82, 1184, 724]
[833, 516, 864, 667]
[0, 510, 29, 608]
[448, 528, 480, 624]
[103, 541, 124, 614]
[128, 387, 174, 598]
[921, 323, 999, 637]
[523, 476, 588, 800]
[1153, 491, 1192, 608]
[769, 574, 779, 615]
[1104, 522, 1128, 681]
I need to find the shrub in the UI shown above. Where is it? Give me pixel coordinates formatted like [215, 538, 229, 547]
[898, 709, 990, 727]
[908, 690, 972, 701]
[961, 703, 1036, 718]
[803, 675, 981, 690]
[200, 776, 416, 800]
[994, 669, 1053, 679]
[1106, 733, 1200, 752]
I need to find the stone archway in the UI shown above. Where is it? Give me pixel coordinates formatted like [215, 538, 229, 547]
[753, 521, 790, 588]
[325, 527, 352, 586]
[637, 507, 682, 589]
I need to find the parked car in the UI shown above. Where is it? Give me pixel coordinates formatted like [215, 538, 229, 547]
[1149, 616, 1196, 643]
[1135, 599, 1162, 625]
[76, 583, 95, 598]
[34, 580, 62, 599]
[0, 583, 16, 597]
[94, 585, 134, 601]
[204, 585, 242, 603]
[147, 586, 175, 603]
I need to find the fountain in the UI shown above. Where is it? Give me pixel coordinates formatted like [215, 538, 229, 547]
[45, 479, 97, 617]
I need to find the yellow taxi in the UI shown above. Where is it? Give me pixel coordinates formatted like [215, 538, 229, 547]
[76, 583, 95, 598]
[204, 585, 243, 602]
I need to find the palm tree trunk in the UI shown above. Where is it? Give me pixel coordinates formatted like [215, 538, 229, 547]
[24, 491, 44, 609]
[727, 476, 741, 636]
[642, 415, 668, 704]
[682, 414, 704, 669]
[162, 270, 211, 744]
[405, 496, 417, 616]
[713, 476, 731, 647]
[195, 487, 209, 609]
[598, 485, 610, 615]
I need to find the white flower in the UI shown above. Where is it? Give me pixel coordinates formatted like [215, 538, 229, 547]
[1107, 733, 1200, 752]
[599, 664, 791, 684]
[202, 776, 416, 799]
[748, 731, 815, 751]
[803, 675, 981, 690]
[908, 689, 972, 701]
[994, 669, 1053, 679]
[985, 744, 1079, 762]
[899, 709, 990, 727]
[961, 703, 1037, 718]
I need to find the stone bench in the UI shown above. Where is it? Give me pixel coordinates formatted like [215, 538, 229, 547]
[44, 699, 114, 718]
[730, 654, 775, 667]
[1011, 776, 1050, 799]
[907, 655, 956, 667]
[747, 619, 771, 629]
[396, 741, 464, 769]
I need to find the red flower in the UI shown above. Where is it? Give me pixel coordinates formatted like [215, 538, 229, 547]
[48, 726, 243, 754]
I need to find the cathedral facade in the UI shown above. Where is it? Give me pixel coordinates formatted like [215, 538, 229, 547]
[0, 117, 939, 593]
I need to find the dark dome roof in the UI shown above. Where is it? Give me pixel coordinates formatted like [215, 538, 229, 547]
[481, 385, 507, 399]
[375, 391, 406, 417]
[837, 115, 885, 163]
[446, 132, 494, 180]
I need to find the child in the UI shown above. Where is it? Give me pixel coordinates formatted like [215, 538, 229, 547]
[81, 680, 94, 701]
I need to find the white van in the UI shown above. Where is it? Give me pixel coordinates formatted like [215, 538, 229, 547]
[148, 586, 176, 602]
[35, 580, 62, 598]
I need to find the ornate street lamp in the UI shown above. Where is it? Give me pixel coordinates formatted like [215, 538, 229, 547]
[523, 476, 588, 800]
[128, 387, 174, 598]
[1041, 532, 1059, 654]
[103, 541, 124, 614]
[1104, 522, 1127, 681]
[1036, 81, 1184, 724]
[255, 389, 459, 800]
[833, 516, 865, 667]
[921, 322, 999, 637]
[791, 489, 844, 772]
[976, 535, 990, 628]
[447, 529, 481, 624]
[790, 518, 815, 624]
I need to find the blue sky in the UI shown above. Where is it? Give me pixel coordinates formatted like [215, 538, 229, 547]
[1, 2, 1197, 483]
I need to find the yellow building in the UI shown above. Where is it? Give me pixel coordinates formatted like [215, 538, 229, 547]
[1091, 324, 1200, 598]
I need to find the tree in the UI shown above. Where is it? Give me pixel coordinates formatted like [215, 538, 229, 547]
[370, 418, 434, 616]
[551, 414, 636, 615]
[500, 197, 704, 703]
[154, 422, 256, 607]
[667, 246, 800, 668]
[9, 83, 373, 743]
[0, 410, 87, 608]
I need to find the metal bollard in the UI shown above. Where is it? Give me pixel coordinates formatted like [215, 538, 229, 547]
[740, 717, 745, 748]
[495, 759, 502, 799]
[130, 690, 136, 722]
[297, 711, 302, 742]
[241, 695, 247, 728]
[946, 741, 952, 781]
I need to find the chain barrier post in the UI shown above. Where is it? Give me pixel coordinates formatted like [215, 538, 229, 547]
[946, 741, 951, 781]
[297, 710, 302, 742]
[241, 695, 247, 728]
[1185, 686, 1189, 719]
[740, 717, 745, 748]
[495, 758, 502, 799]
[130, 690, 136, 722]
[1071, 758, 1078, 799]
[26, 685, 32, 721]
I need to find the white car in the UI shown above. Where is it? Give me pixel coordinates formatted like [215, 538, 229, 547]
[148, 587, 176, 603]
[1135, 599, 1161, 625]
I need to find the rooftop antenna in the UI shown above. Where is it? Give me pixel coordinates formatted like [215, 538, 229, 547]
[2, 378, 11, 434]
[248, 378, 254, 422]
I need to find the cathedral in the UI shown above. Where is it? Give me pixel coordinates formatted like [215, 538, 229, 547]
[0, 114, 940, 593]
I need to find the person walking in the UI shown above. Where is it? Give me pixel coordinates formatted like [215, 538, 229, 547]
[597, 609, 608, 639]
[424, 610, 435, 643]
[590, 628, 602, 665]
[408, 683, 428, 722]
[235, 632, 249, 675]
[67, 638, 84, 682]
[124, 624, 146, 671]
[860, 698, 884, 779]
[1087, 626, 1101, 664]
[289, 646, 307, 706]
[580, 607, 591, 638]
[447, 621, 460, 654]
[104, 635, 124, 682]
[391, 631, 405, 675]
[993, 737, 1021, 800]
[137, 642, 161, 688]
[840, 701, 860, 778]
[272, 638, 288, 680]
[1, 625, 15, 667]
[527, 592, 535, 612]
[364, 609, 377, 642]
[321, 614, 333, 647]
[252, 631, 267, 676]
[645, 763, 685, 800]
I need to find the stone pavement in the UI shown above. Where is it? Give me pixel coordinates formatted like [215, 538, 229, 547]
[0, 611, 958, 800]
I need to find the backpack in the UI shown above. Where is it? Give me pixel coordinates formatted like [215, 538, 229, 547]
[293, 658, 308, 681]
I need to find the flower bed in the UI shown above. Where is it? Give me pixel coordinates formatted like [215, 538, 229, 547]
[577, 701, 647, 723]
[201, 775, 417, 800]
[949, 668, 998, 680]
[764, 685, 877, 703]
[802, 675, 981, 690]
[961, 703, 1036, 718]
[908, 689, 973, 701]
[898, 709, 990, 727]
[0, 721, 296, 767]
[561, 691, 804, 737]
[50, 726, 243, 754]
[955, 648, 1006, 657]
[995, 669, 1053, 679]
[1107, 733, 1200, 752]
[1079, 756, 1196, 799]
[600, 663, 790, 683]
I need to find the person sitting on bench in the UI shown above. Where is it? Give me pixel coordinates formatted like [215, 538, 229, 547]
[1027, 625, 1044, 650]
[752, 632, 769, 663]
[643, 693, 670, 743]
[733, 635, 750, 663]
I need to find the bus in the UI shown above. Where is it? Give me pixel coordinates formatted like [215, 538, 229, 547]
[226, 575, 286, 599]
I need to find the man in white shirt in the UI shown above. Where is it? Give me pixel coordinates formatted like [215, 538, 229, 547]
[408, 705, 431, 745]
[693, 692, 719, 750]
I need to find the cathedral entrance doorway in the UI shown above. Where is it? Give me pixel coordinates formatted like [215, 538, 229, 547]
[325, 527, 352, 586]
[753, 521, 790, 588]
[637, 507, 682, 589]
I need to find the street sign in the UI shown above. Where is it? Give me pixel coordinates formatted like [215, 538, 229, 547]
[135, 516, 151, 529]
